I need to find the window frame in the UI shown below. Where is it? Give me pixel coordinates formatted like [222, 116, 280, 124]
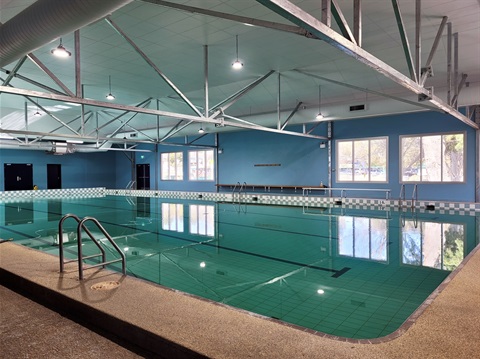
[399, 131, 466, 184]
[335, 136, 388, 183]
[188, 149, 214, 181]
[161, 152, 183, 181]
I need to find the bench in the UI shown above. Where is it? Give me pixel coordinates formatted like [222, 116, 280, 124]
[303, 187, 391, 199]
[216, 184, 327, 193]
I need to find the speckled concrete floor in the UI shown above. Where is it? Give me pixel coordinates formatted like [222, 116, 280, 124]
[0, 285, 145, 359]
[1, 242, 479, 359]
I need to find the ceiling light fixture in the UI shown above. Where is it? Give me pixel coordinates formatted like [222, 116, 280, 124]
[198, 127, 205, 134]
[232, 35, 243, 70]
[34, 99, 41, 116]
[316, 85, 324, 120]
[51, 38, 71, 58]
[106, 75, 115, 100]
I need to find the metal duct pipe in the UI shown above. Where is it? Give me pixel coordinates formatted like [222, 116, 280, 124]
[0, 140, 111, 153]
[0, 0, 133, 67]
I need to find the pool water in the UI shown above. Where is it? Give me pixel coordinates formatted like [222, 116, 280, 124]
[1, 196, 478, 339]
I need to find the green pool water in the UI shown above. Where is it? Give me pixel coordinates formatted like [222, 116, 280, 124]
[1, 195, 478, 339]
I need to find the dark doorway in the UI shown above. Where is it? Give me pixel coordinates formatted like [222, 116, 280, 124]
[4, 163, 33, 191]
[47, 164, 62, 189]
[136, 164, 150, 190]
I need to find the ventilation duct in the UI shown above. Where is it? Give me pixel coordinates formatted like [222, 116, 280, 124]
[0, 0, 133, 67]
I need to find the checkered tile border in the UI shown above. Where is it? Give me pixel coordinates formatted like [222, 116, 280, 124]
[105, 189, 480, 215]
[0, 187, 106, 202]
[1, 188, 477, 214]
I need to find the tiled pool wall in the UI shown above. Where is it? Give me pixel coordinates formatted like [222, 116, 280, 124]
[1, 187, 479, 215]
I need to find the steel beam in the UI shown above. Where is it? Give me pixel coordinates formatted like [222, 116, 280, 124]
[447, 22, 452, 105]
[87, 98, 152, 136]
[1, 81, 80, 135]
[453, 32, 459, 109]
[2, 56, 27, 86]
[415, 0, 421, 84]
[293, 69, 439, 111]
[0, 128, 157, 145]
[331, 0, 356, 44]
[160, 121, 193, 142]
[256, 0, 478, 129]
[0, 87, 209, 123]
[99, 111, 143, 147]
[27, 53, 75, 97]
[451, 73, 468, 108]
[322, 0, 331, 27]
[353, 0, 362, 47]
[281, 101, 303, 130]
[277, 72, 281, 129]
[204, 45, 209, 117]
[75, 30, 82, 98]
[105, 17, 204, 118]
[0, 69, 66, 95]
[222, 113, 327, 140]
[142, 0, 318, 39]
[420, 16, 447, 86]
[209, 70, 276, 118]
[391, 0, 418, 82]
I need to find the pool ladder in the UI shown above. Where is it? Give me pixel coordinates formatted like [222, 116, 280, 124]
[58, 214, 126, 280]
[232, 182, 247, 213]
[399, 184, 418, 209]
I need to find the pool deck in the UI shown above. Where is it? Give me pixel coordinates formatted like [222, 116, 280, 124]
[1, 242, 479, 358]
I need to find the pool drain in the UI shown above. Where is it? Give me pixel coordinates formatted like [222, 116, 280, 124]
[90, 281, 120, 291]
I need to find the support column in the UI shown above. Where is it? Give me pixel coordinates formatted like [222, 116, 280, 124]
[415, 0, 421, 83]
[453, 32, 459, 109]
[447, 22, 452, 104]
[277, 72, 281, 129]
[476, 108, 480, 202]
[353, 0, 362, 47]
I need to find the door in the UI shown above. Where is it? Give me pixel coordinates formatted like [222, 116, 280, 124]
[47, 164, 62, 189]
[4, 163, 33, 191]
[136, 164, 150, 190]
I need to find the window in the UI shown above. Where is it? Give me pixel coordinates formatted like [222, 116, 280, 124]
[161, 152, 183, 180]
[400, 133, 465, 182]
[161, 203, 184, 232]
[336, 137, 387, 182]
[338, 216, 388, 262]
[402, 221, 465, 270]
[189, 150, 214, 181]
[189, 204, 215, 236]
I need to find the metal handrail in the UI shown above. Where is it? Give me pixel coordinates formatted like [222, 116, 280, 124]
[58, 214, 126, 280]
[412, 184, 418, 209]
[399, 184, 405, 207]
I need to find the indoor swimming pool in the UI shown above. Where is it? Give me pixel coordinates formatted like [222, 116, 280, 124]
[1, 195, 478, 339]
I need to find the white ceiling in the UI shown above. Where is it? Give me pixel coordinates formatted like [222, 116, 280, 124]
[0, 0, 479, 146]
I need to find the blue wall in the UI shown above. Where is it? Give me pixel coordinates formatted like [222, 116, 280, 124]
[1, 110, 477, 202]
[0, 149, 118, 190]
[331, 111, 476, 201]
[218, 126, 328, 186]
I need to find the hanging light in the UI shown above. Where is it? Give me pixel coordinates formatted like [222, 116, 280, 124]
[34, 99, 41, 116]
[106, 75, 115, 100]
[232, 35, 243, 70]
[198, 127, 205, 134]
[316, 85, 324, 120]
[51, 38, 71, 58]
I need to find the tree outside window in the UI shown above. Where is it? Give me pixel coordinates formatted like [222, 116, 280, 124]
[161, 152, 183, 180]
[189, 150, 214, 181]
[400, 133, 464, 182]
[337, 137, 388, 182]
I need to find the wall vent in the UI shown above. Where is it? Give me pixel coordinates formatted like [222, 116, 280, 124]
[349, 104, 366, 112]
